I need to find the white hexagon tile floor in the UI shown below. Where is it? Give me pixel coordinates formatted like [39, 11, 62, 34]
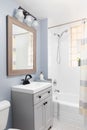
[51, 118, 85, 130]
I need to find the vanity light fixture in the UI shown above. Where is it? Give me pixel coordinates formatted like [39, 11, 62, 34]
[14, 6, 39, 27]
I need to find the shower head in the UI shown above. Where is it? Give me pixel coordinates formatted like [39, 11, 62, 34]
[54, 29, 68, 38]
[60, 29, 68, 37]
[54, 33, 60, 37]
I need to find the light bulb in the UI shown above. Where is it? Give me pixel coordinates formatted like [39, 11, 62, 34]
[14, 9, 24, 22]
[24, 15, 33, 26]
[32, 19, 39, 27]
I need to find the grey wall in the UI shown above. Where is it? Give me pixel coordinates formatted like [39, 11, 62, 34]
[40, 19, 48, 79]
[0, 0, 48, 128]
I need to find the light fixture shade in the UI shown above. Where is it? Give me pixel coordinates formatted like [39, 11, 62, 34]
[32, 19, 39, 27]
[24, 15, 33, 26]
[14, 9, 24, 22]
[14, 7, 39, 28]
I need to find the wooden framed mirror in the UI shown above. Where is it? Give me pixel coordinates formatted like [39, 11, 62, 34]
[6, 15, 36, 76]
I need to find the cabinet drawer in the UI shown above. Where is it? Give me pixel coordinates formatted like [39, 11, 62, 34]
[34, 87, 52, 104]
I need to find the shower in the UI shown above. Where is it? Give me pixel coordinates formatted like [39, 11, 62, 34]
[54, 29, 68, 64]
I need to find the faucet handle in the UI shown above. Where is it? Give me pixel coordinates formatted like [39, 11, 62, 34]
[21, 79, 30, 85]
[54, 89, 60, 93]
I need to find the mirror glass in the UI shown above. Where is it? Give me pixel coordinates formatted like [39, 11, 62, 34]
[7, 16, 36, 76]
[12, 24, 33, 70]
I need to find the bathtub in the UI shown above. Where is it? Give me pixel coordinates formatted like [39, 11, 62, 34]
[52, 92, 84, 128]
[53, 92, 79, 108]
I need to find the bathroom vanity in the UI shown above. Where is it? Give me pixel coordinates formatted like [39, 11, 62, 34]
[11, 82, 53, 130]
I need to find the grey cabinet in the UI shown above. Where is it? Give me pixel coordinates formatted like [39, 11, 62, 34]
[34, 100, 45, 130]
[12, 86, 53, 130]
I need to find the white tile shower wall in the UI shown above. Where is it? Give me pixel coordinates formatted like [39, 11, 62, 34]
[48, 23, 80, 102]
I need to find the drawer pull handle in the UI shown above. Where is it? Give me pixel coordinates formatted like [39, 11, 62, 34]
[48, 91, 50, 93]
[43, 102, 46, 105]
[39, 96, 41, 98]
[45, 101, 48, 105]
[43, 102, 48, 105]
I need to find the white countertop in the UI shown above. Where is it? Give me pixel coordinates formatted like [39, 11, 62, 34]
[12, 82, 52, 94]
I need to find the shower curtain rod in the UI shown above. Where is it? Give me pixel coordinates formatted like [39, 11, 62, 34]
[48, 17, 87, 29]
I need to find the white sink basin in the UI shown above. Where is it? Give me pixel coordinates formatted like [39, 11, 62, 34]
[12, 82, 52, 94]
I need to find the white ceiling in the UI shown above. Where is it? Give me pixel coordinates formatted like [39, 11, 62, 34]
[15, 0, 87, 27]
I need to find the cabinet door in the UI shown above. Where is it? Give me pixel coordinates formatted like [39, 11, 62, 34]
[34, 100, 45, 130]
[45, 97, 53, 129]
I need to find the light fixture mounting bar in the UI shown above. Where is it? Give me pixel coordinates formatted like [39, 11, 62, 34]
[18, 6, 37, 20]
